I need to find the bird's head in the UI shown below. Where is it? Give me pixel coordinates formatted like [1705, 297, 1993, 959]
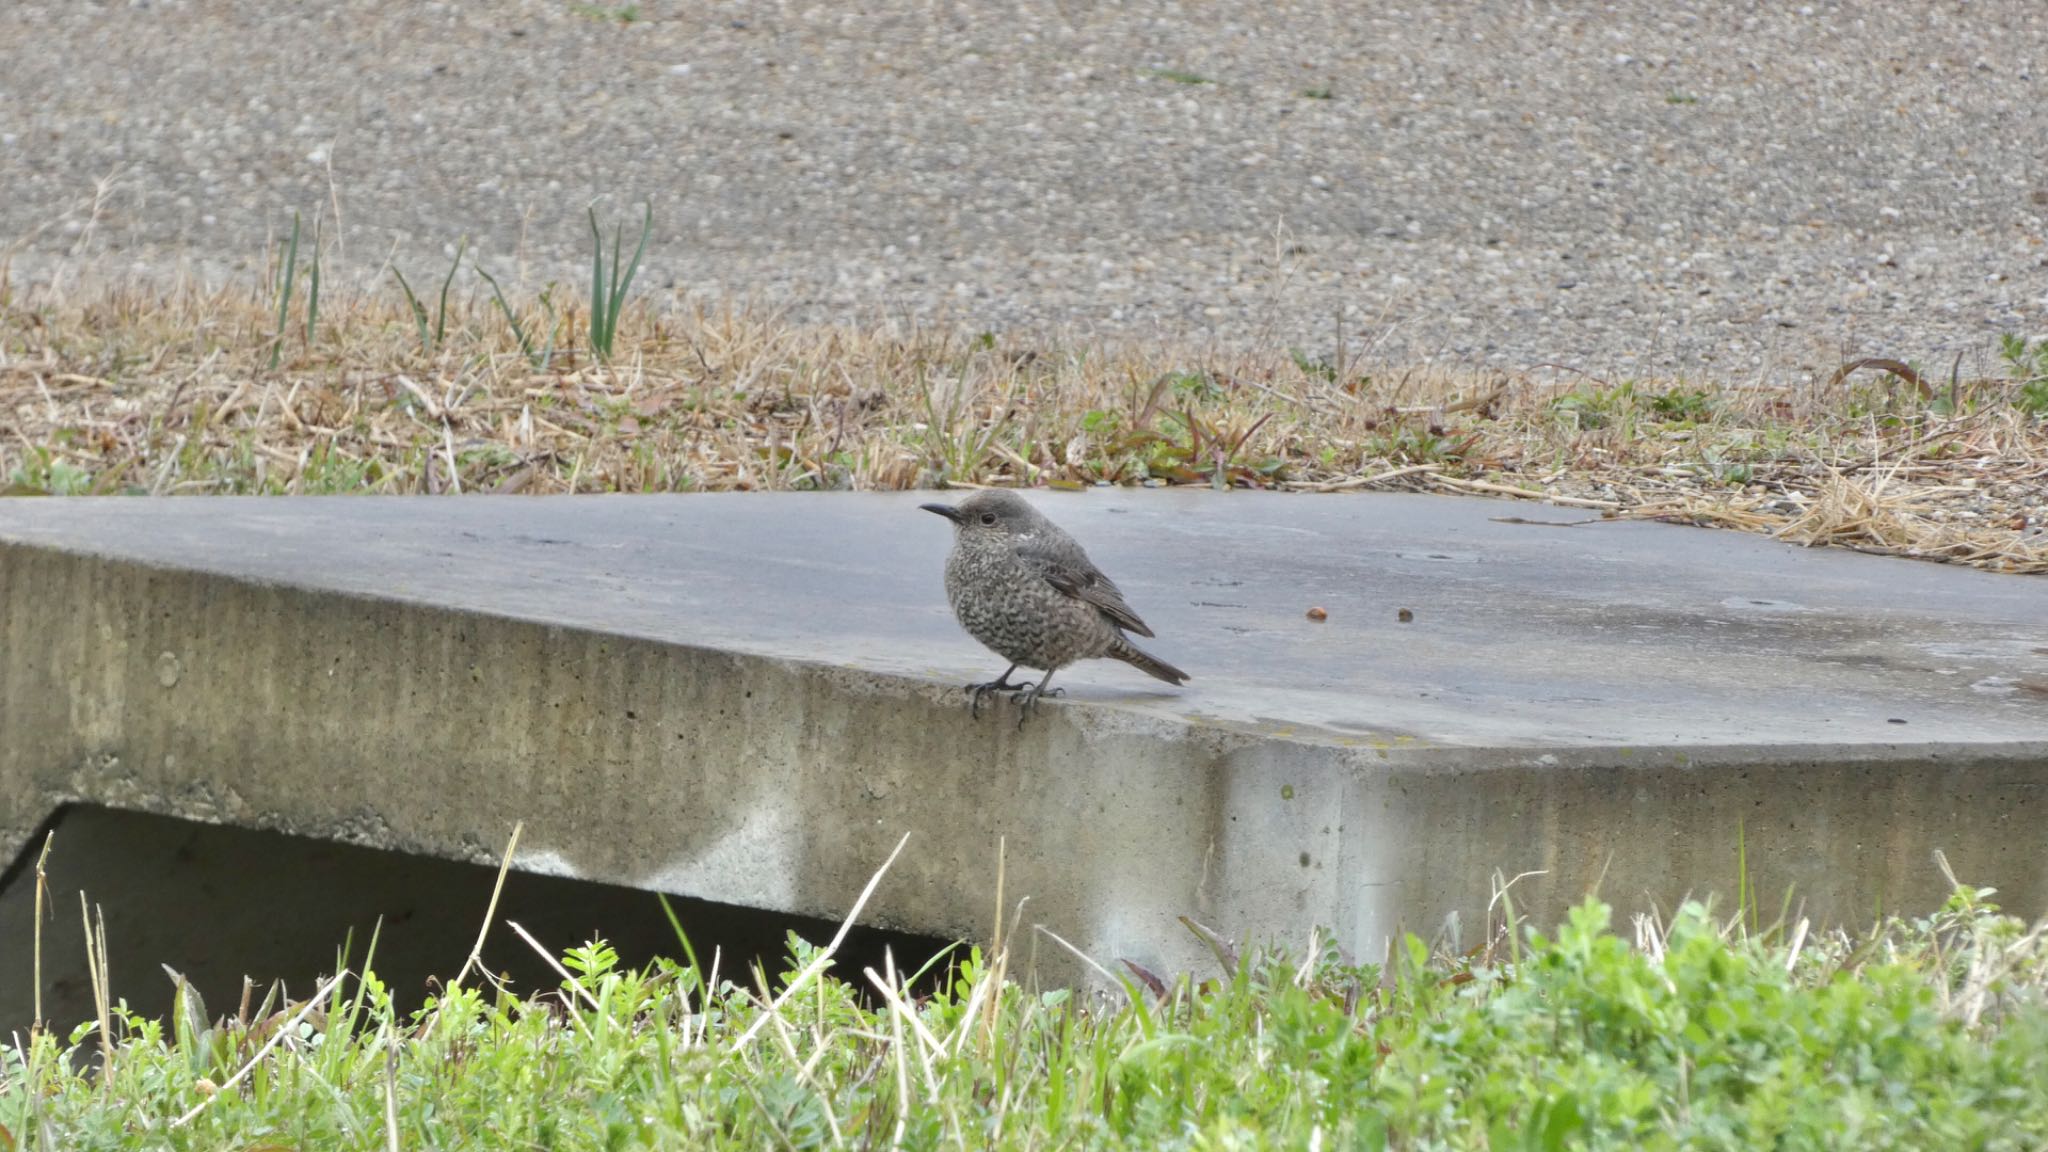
[920, 489, 1039, 539]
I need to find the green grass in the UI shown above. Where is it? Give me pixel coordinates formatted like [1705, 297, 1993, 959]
[391, 237, 467, 357]
[4, 882, 2045, 1149]
[588, 203, 651, 363]
[267, 212, 302, 372]
[570, 2, 639, 24]
[2001, 333, 2048, 418]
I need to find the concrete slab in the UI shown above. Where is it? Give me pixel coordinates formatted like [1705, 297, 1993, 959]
[4, 493, 2047, 980]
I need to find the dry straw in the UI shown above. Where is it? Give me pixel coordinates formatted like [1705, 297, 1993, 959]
[2, 274, 2042, 574]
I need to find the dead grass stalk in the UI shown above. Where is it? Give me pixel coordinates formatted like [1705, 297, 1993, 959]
[3, 277, 2043, 574]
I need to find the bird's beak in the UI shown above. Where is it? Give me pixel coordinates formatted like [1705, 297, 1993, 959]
[920, 502, 965, 524]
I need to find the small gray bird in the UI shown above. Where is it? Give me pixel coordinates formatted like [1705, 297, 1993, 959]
[921, 490, 1189, 721]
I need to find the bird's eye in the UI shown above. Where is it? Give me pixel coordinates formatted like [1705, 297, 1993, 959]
[979, 513, 997, 525]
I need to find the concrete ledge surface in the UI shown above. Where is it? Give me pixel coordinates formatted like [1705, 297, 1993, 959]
[3, 493, 2045, 979]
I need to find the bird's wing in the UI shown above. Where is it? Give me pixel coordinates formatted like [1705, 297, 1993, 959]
[1013, 534, 1156, 637]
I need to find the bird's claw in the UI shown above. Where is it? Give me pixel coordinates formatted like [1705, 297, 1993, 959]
[963, 668, 1062, 724]
[1010, 685, 1063, 728]
[966, 675, 1033, 720]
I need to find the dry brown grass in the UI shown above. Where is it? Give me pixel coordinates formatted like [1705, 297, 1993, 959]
[4, 275, 2045, 573]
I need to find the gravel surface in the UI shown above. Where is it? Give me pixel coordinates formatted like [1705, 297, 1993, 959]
[3, 1, 2045, 378]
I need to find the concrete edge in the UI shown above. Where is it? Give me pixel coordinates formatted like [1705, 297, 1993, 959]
[7, 536, 2048, 983]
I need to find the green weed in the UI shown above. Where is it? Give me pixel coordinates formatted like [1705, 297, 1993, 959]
[1364, 414, 1473, 467]
[2001, 334, 2048, 418]
[1167, 369, 1225, 403]
[477, 264, 558, 370]
[3, 446, 93, 495]
[305, 215, 322, 347]
[1646, 388, 1714, 423]
[267, 211, 301, 371]
[570, 2, 639, 23]
[4, 886, 2045, 1148]
[588, 202, 652, 363]
[1290, 347, 1340, 383]
[2019, 380, 2048, 419]
[391, 238, 467, 356]
[1550, 382, 1635, 431]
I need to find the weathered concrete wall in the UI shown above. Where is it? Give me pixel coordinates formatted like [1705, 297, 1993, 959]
[6, 538, 2045, 983]
[1, 545, 1295, 980]
[1334, 748, 2048, 948]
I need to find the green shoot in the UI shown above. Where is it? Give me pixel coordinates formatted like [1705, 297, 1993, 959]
[588, 202, 652, 362]
[269, 211, 300, 370]
[304, 213, 322, 347]
[390, 238, 468, 357]
[435, 237, 466, 350]
[392, 266, 431, 353]
[476, 263, 556, 371]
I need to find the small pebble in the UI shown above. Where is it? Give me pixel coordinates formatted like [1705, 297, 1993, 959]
[1397, 608, 1415, 623]
[1306, 606, 1328, 621]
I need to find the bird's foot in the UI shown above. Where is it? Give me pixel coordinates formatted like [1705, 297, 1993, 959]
[1010, 685, 1063, 728]
[966, 673, 1033, 719]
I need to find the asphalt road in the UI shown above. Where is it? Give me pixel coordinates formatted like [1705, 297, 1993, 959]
[3, 1, 2044, 377]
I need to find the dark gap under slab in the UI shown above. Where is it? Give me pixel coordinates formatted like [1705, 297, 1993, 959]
[0, 805, 953, 1036]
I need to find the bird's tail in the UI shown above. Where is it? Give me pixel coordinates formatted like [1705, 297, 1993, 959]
[1108, 636, 1190, 686]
